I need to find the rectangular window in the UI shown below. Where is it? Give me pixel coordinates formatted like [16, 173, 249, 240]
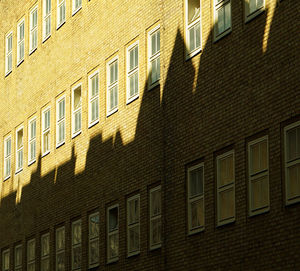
[56, 226, 65, 271]
[57, 0, 66, 28]
[14, 245, 22, 271]
[107, 58, 118, 116]
[56, 97, 65, 147]
[248, 136, 269, 216]
[88, 71, 99, 127]
[88, 212, 99, 268]
[187, 163, 204, 234]
[72, 0, 82, 15]
[2, 249, 9, 271]
[43, 0, 51, 40]
[127, 42, 139, 103]
[16, 127, 24, 173]
[214, 0, 231, 40]
[72, 84, 82, 137]
[284, 121, 300, 205]
[72, 220, 81, 270]
[41, 233, 50, 271]
[28, 118, 36, 165]
[30, 6, 38, 53]
[27, 239, 36, 271]
[42, 107, 51, 156]
[107, 204, 119, 263]
[127, 195, 140, 256]
[148, 27, 160, 88]
[149, 186, 161, 249]
[217, 151, 235, 226]
[185, 0, 201, 57]
[17, 19, 25, 64]
[5, 32, 13, 75]
[4, 135, 12, 180]
[245, 0, 264, 22]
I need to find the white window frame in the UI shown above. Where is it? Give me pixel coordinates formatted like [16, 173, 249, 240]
[127, 194, 140, 257]
[15, 126, 24, 174]
[57, 0, 66, 28]
[88, 71, 100, 127]
[107, 204, 119, 263]
[56, 96, 66, 147]
[17, 18, 25, 65]
[14, 244, 22, 271]
[185, 0, 201, 59]
[5, 31, 13, 75]
[4, 135, 12, 180]
[88, 212, 100, 268]
[248, 135, 270, 216]
[27, 239, 36, 271]
[42, 107, 51, 157]
[216, 150, 235, 226]
[126, 41, 139, 103]
[71, 219, 81, 271]
[149, 185, 162, 250]
[29, 5, 38, 54]
[284, 120, 300, 205]
[2, 249, 10, 271]
[106, 57, 119, 117]
[244, 0, 265, 22]
[72, 0, 82, 15]
[214, 0, 231, 41]
[55, 226, 65, 271]
[72, 84, 82, 138]
[41, 233, 50, 271]
[187, 163, 204, 234]
[43, 0, 51, 41]
[28, 117, 37, 165]
[148, 25, 160, 89]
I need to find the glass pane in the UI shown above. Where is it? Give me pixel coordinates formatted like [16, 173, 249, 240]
[189, 26, 195, 52]
[219, 154, 234, 186]
[3, 251, 9, 270]
[224, 2, 231, 30]
[129, 225, 139, 252]
[56, 228, 65, 250]
[15, 246, 22, 266]
[251, 175, 269, 210]
[109, 207, 118, 231]
[151, 59, 157, 83]
[250, 142, 260, 174]
[257, 0, 264, 9]
[72, 222, 81, 245]
[157, 30, 160, 52]
[287, 127, 298, 161]
[89, 239, 99, 265]
[56, 252, 64, 271]
[189, 166, 203, 197]
[135, 46, 138, 67]
[151, 33, 156, 56]
[151, 218, 161, 245]
[151, 189, 161, 216]
[28, 263, 35, 271]
[72, 246, 81, 269]
[89, 214, 99, 238]
[41, 235, 50, 256]
[249, 0, 256, 13]
[218, 7, 224, 34]
[128, 198, 139, 224]
[190, 199, 203, 228]
[28, 241, 35, 261]
[219, 188, 234, 221]
[130, 74, 134, 96]
[188, 0, 200, 23]
[17, 130, 23, 148]
[287, 163, 300, 199]
[41, 258, 50, 271]
[109, 233, 118, 259]
[260, 140, 268, 170]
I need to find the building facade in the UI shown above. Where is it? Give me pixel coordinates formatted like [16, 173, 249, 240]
[0, 0, 299, 270]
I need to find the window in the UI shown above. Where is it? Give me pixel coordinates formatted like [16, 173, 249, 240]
[148, 27, 160, 88]
[284, 121, 300, 205]
[127, 42, 139, 103]
[41, 233, 50, 270]
[127, 195, 140, 256]
[88, 71, 99, 127]
[5, 32, 13, 75]
[42, 107, 51, 156]
[149, 186, 161, 249]
[107, 58, 118, 116]
[57, 0, 66, 28]
[214, 0, 231, 40]
[185, 0, 201, 57]
[107, 204, 119, 263]
[248, 136, 269, 216]
[2, 249, 9, 271]
[245, 0, 264, 22]
[56, 96, 65, 147]
[72, 220, 81, 270]
[72, 0, 82, 15]
[14, 245, 22, 271]
[56, 226, 65, 271]
[187, 163, 204, 234]
[27, 239, 36, 271]
[17, 19, 25, 64]
[28, 118, 37, 165]
[4, 135, 12, 180]
[72, 84, 82, 137]
[88, 212, 99, 268]
[16, 127, 24, 173]
[43, 0, 51, 40]
[216, 151, 235, 226]
[30, 6, 38, 53]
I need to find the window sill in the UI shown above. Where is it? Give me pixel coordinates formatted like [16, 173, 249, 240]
[15, 168, 23, 175]
[28, 159, 36, 166]
[29, 47, 37, 56]
[4, 175, 10, 181]
[217, 217, 235, 228]
[245, 8, 265, 24]
[150, 243, 161, 251]
[214, 28, 232, 43]
[42, 34, 51, 43]
[42, 150, 50, 158]
[185, 47, 201, 61]
[249, 206, 269, 217]
[107, 257, 119, 265]
[5, 70, 12, 77]
[187, 226, 204, 236]
[72, 6, 82, 16]
[148, 80, 160, 91]
[107, 108, 118, 118]
[285, 197, 300, 206]
[126, 94, 139, 105]
[57, 21, 65, 30]
[17, 59, 24, 67]
[88, 263, 99, 269]
[88, 119, 99, 129]
[72, 130, 81, 139]
[127, 251, 140, 258]
[56, 141, 65, 149]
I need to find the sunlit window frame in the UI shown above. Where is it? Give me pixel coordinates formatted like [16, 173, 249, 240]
[244, 0, 265, 23]
[213, 0, 232, 42]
